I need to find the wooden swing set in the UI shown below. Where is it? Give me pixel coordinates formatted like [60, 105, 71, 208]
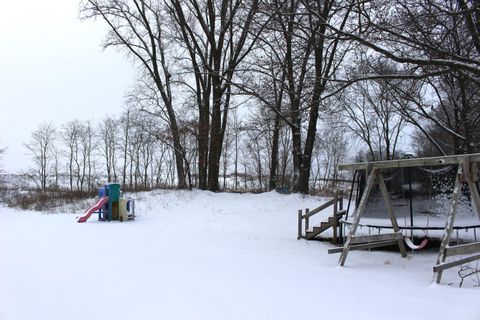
[329, 153, 480, 284]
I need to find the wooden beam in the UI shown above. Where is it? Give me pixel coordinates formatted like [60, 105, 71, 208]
[333, 192, 338, 243]
[433, 253, 480, 273]
[466, 175, 480, 220]
[377, 172, 407, 258]
[305, 208, 310, 233]
[445, 242, 480, 257]
[338, 153, 480, 171]
[297, 209, 302, 240]
[328, 240, 399, 254]
[436, 166, 462, 284]
[338, 168, 377, 266]
[350, 232, 403, 244]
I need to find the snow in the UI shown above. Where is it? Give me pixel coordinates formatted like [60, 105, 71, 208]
[0, 190, 478, 320]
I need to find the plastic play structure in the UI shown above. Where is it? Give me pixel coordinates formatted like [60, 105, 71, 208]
[77, 183, 135, 223]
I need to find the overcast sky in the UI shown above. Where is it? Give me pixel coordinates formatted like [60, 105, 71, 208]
[0, 0, 136, 173]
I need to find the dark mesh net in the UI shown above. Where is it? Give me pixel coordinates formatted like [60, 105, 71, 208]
[357, 165, 477, 221]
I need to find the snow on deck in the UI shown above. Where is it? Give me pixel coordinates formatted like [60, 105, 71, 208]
[0, 190, 478, 320]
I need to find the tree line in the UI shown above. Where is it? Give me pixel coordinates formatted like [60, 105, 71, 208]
[23, 108, 347, 193]
[25, 0, 480, 193]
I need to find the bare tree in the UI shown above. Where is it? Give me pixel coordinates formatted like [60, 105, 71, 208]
[231, 109, 243, 190]
[119, 109, 131, 187]
[81, 120, 96, 191]
[328, 0, 480, 78]
[167, 0, 264, 191]
[62, 120, 83, 191]
[247, 0, 355, 193]
[314, 124, 348, 191]
[99, 117, 119, 182]
[25, 123, 56, 190]
[82, 0, 187, 188]
[320, 0, 480, 157]
[337, 61, 416, 160]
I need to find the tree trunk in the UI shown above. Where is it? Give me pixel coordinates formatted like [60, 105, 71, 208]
[269, 112, 281, 191]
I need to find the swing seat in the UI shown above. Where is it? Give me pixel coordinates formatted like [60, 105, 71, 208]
[404, 237, 429, 250]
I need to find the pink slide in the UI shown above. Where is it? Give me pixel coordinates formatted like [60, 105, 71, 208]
[77, 196, 109, 223]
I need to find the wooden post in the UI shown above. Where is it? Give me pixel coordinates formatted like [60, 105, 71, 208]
[305, 208, 310, 232]
[333, 191, 338, 243]
[338, 194, 344, 243]
[377, 171, 407, 258]
[464, 159, 480, 220]
[297, 209, 302, 240]
[339, 168, 377, 266]
[436, 165, 463, 283]
[333, 220, 338, 243]
[339, 195, 344, 243]
[333, 191, 338, 215]
[466, 177, 480, 220]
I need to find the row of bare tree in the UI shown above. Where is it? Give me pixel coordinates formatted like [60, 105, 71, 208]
[23, 106, 348, 193]
[23, 0, 480, 193]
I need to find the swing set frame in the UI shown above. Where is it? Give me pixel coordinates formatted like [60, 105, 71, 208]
[331, 153, 480, 284]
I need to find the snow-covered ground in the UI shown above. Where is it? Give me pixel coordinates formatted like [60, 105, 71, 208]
[0, 190, 478, 320]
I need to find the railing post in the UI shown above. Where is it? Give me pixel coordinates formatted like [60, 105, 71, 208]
[333, 191, 338, 216]
[333, 191, 340, 243]
[339, 220, 343, 244]
[305, 208, 310, 232]
[297, 209, 303, 239]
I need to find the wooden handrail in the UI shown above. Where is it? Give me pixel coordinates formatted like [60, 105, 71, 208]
[305, 198, 337, 218]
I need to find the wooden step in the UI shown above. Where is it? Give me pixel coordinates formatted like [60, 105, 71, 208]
[303, 211, 344, 240]
[304, 231, 317, 239]
[328, 216, 337, 224]
[305, 222, 336, 240]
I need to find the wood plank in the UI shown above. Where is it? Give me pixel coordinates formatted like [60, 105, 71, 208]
[297, 209, 302, 240]
[445, 242, 480, 257]
[350, 232, 403, 244]
[466, 176, 480, 220]
[339, 168, 377, 266]
[433, 253, 480, 273]
[305, 208, 310, 232]
[338, 153, 480, 171]
[436, 165, 462, 284]
[328, 240, 399, 254]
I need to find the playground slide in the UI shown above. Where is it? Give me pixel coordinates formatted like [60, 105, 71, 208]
[77, 196, 109, 223]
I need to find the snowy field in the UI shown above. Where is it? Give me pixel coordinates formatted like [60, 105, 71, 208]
[0, 190, 479, 320]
